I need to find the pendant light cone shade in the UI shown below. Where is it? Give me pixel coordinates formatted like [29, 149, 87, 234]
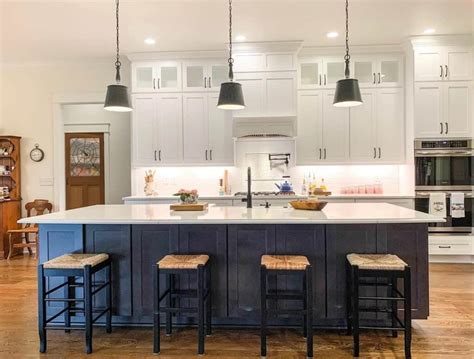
[217, 82, 245, 110]
[104, 84, 132, 112]
[333, 78, 362, 107]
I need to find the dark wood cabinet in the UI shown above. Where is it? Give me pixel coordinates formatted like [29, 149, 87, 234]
[377, 223, 429, 319]
[275, 225, 326, 318]
[0, 200, 22, 258]
[326, 224, 378, 319]
[131, 224, 178, 317]
[85, 225, 132, 317]
[228, 225, 276, 319]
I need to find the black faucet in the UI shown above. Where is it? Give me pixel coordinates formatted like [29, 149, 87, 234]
[246, 167, 252, 209]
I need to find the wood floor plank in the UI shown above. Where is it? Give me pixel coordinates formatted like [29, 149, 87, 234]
[0, 257, 472, 358]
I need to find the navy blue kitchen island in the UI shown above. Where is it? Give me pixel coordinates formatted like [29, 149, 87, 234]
[25, 203, 442, 327]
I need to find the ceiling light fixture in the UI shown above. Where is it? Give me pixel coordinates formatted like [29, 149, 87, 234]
[327, 31, 339, 38]
[104, 0, 132, 112]
[333, 0, 362, 108]
[144, 37, 156, 45]
[235, 35, 246, 41]
[423, 28, 436, 35]
[217, 0, 245, 110]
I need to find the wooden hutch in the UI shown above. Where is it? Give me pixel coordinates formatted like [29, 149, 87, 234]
[0, 136, 21, 258]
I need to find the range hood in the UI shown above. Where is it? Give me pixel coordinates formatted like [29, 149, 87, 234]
[233, 115, 296, 138]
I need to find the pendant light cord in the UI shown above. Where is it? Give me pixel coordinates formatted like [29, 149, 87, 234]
[227, 0, 234, 82]
[344, 0, 350, 79]
[115, 0, 122, 83]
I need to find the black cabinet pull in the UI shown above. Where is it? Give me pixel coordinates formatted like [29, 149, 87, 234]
[324, 74, 327, 86]
[210, 150, 213, 161]
[445, 65, 448, 78]
[438, 245, 451, 249]
[208, 77, 212, 88]
[373, 73, 376, 84]
[445, 122, 448, 134]
[157, 78, 160, 89]
[440, 122, 443, 134]
[204, 77, 207, 88]
[205, 150, 208, 160]
[378, 72, 381, 84]
[153, 78, 156, 90]
[324, 148, 327, 159]
[158, 150, 161, 161]
[319, 74, 322, 86]
[440, 65, 443, 78]
[319, 148, 322, 159]
[378, 147, 381, 159]
[373, 147, 377, 159]
[154, 150, 157, 161]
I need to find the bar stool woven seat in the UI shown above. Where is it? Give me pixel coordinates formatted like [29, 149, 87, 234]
[43, 253, 109, 269]
[347, 253, 407, 271]
[261, 255, 310, 271]
[158, 254, 209, 269]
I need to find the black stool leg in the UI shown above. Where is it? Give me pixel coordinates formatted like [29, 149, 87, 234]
[84, 265, 93, 354]
[197, 264, 205, 355]
[346, 261, 352, 336]
[165, 273, 172, 335]
[64, 276, 74, 333]
[352, 266, 360, 357]
[153, 264, 160, 354]
[260, 265, 267, 358]
[404, 267, 412, 359]
[206, 263, 212, 336]
[391, 276, 398, 338]
[303, 271, 307, 338]
[106, 262, 112, 334]
[38, 265, 47, 353]
[306, 265, 313, 358]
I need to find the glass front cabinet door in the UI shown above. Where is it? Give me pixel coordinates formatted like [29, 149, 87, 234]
[131, 61, 182, 93]
[183, 60, 228, 92]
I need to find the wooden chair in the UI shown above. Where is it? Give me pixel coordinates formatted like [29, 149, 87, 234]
[7, 199, 52, 260]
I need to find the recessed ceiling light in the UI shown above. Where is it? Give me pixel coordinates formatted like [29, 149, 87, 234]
[326, 32, 339, 38]
[423, 28, 436, 35]
[235, 35, 246, 42]
[144, 37, 156, 45]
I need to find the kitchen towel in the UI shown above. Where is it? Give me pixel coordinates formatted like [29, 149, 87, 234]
[429, 192, 446, 218]
[450, 192, 465, 218]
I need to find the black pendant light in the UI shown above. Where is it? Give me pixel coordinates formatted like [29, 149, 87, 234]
[104, 0, 132, 112]
[217, 0, 245, 110]
[333, 0, 362, 108]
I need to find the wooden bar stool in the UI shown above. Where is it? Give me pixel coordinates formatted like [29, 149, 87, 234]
[346, 253, 411, 358]
[153, 254, 212, 355]
[38, 253, 112, 354]
[260, 255, 313, 358]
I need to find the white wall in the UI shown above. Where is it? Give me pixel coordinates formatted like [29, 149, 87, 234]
[62, 104, 131, 205]
[1, 61, 130, 212]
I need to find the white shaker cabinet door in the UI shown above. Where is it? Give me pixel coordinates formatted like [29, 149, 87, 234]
[445, 47, 472, 81]
[265, 71, 297, 116]
[414, 48, 444, 82]
[156, 94, 183, 164]
[233, 72, 266, 117]
[349, 89, 377, 162]
[322, 91, 350, 162]
[296, 91, 323, 165]
[183, 93, 209, 163]
[132, 94, 158, 166]
[208, 93, 234, 165]
[376, 88, 404, 162]
[415, 82, 444, 138]
[444, 82, 472, 137]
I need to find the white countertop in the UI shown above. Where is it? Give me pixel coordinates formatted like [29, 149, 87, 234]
[20, 203, 442, 225]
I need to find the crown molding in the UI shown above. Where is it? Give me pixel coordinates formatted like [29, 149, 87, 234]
[410, 34, 473, 48]
[298, 44, 404, 57]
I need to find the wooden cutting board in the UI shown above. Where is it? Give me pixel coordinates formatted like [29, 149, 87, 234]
[170, 202, 209, 211]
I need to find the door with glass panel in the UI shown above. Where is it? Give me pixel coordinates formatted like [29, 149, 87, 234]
[132, 61, 181, 92]
[352, 55, 378, 87]
[322, 56, 346, 88]
[65, 133, 105, 209]
[298, 57, 323, 89]
[378, 55, 403, 87]
[131, 62, 156, 92]
[208, 62, 229, 91]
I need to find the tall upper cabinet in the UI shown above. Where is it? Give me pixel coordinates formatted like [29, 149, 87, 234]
[413, 37, 473, 138]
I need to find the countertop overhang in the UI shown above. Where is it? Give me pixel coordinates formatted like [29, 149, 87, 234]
[19, 203, 444, 225]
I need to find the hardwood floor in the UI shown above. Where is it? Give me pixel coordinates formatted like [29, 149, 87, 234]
[0, 257, 472, 358]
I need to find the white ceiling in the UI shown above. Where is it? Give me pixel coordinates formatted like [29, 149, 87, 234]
[1, 0, 473, 63]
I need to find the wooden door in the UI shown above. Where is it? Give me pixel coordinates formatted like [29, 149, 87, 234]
[65, 133, 105, 209]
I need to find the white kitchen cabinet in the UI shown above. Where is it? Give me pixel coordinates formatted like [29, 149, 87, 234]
[352, 54, 403, 88]
[415, 81, 472, 138]
[233, 52, 296, 72]
[296, 90, 349, 164]
[414, 46, 472, 82]
[322, 91, 350, 162]
[183, 60, 228, 92]
[349, 89, 377, 161]
[296, 91, 323, 165]
[298, 56, 345, 89]
[131, 61, 182, 93]
[132, 94, 183, 166]
[234, 71, 296, 117]
[375, 88, 404, 162]
[183, 93, 234, 165]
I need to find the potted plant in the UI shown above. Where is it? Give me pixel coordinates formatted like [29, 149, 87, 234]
[173, 189, 199, 204]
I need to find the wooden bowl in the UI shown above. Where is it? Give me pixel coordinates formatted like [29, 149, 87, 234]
[290, 200, 328, 211]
